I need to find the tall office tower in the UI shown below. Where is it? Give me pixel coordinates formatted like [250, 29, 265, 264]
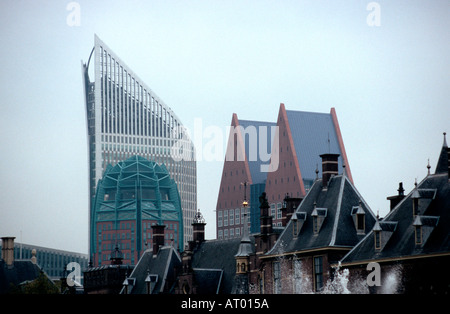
[216, 103, 352, 238]
[82, 35, 196, 256]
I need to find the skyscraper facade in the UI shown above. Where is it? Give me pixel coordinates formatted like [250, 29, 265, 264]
[82, 35, 196, 256]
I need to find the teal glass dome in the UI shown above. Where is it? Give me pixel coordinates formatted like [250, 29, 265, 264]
[90, 156, 184, 265]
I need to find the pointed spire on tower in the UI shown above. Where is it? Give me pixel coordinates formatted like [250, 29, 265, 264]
[435, 132, 449, 175]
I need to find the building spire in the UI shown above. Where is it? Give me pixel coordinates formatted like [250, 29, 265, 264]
[435, 131, 449, 175]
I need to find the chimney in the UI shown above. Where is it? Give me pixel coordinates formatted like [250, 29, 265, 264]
[1, 237, 15, 266]
[281, 194, 302, 227]
[192, 210, 206, 244]
[386, 182, 405, 211]
[151, 224, 166, 256]
[259, 192, 272, 235]
[320, 153, 340, 188]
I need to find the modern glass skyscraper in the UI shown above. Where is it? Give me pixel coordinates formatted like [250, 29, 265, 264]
[81, 35, 196, 256]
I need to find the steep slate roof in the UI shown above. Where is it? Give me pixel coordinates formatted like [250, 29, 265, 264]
[286, 110, 344, 181]
[238, 119, 276, 184]
[191, 269, 223, 294]
[267, 175, 377, 255]
[191, 237, 254, 294]
[340, 172, 450, 265]
[125, 246, 181, 294]
[0, 260, 53, 294]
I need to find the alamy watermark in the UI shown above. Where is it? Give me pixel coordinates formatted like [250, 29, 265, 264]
[366, 262, 381, 286]
[66, 2, 81, 27]
[66, 262, 81, 287]
[170, 118, 280, 173]
[366, 2, 381, 27]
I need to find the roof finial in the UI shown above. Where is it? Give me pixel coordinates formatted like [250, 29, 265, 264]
[443, 132, 448, 147]
[193, 208, 205, 224]
[427, 158, 431, 176]
[315, 163, 319, 180]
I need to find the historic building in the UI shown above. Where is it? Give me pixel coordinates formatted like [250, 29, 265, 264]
[244, 153, 376, 293]
[90, 155, 184, 266]
[82, 35, 196, 253]
[339, 133, 450, 294]
[216, 103, 352, 238]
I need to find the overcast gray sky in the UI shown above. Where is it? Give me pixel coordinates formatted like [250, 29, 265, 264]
[0, 0, 449, 254]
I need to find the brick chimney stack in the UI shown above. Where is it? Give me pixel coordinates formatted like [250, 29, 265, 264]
[151, 224, 166, 256]
[281, 194, 302, 227]
[1, 237, 15, 266]
[387, 182, 405, 211]
[320, 153, 340, 188]
[259, 192, 272, 236]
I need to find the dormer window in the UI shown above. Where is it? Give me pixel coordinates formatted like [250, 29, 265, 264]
[292, 212, 307, 237]
[357, 214, 365, 232]
[411, 188, 436, 218]
[351, 202, 366, 234]
[372, 221, 397, 251]
[311, 206, 327, 235]
[412, 215, 439, 246]
[414, 225, 422, 245]
[411, 188, 420, 217]
[313, 216, 318, 234]
[374, 231, 381, 250]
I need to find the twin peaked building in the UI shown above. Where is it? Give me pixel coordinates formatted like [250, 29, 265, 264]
[216, 103, 353, 239]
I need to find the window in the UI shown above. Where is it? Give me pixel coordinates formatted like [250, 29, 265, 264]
[273, 261, 281, 294]
[357, 213, 365, 232]
[415, 226, 422, 245]
[293, 220, 298, 236]
[224, 210, 228, 226]
[374, 231, 381, 249]
[413, 198, 419, 217]
[259, 275, 264, 294]
[235, 208, 240, 225]
[313, 216, 319, 234]
[314, 256, 323, 292]
[229, 209, 234, 226]
[270, 203, 276, 218]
